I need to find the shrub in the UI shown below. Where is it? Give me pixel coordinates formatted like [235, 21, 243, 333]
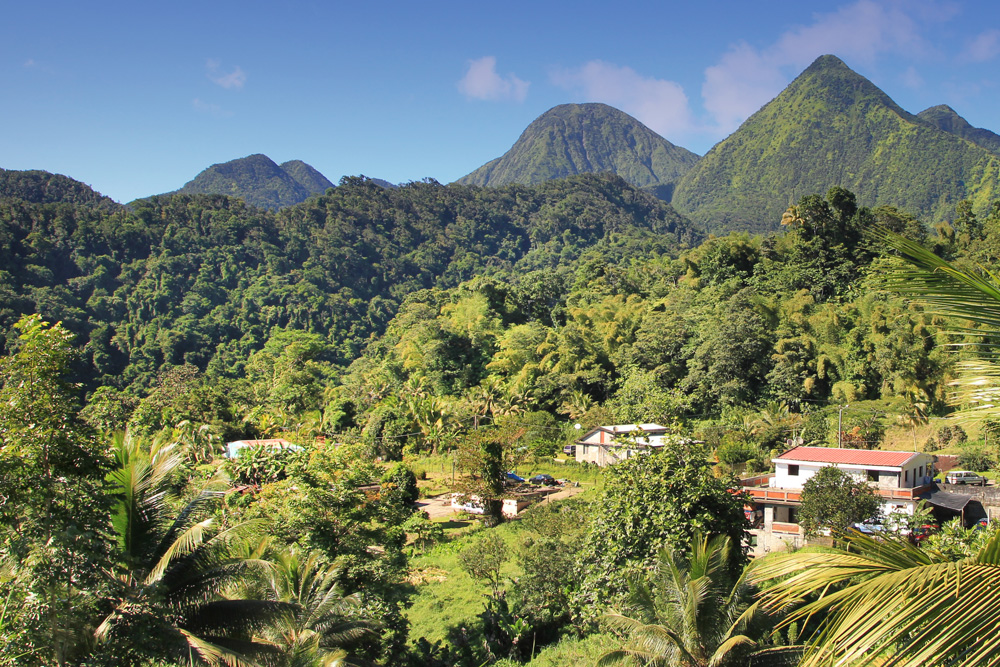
[382, 462, 419, 504]
[958, 446, 994, 472]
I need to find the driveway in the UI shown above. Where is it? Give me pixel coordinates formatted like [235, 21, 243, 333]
[415, 483, 586, 520]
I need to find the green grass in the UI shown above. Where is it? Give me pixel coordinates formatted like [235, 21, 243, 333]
[518, 632, 618, 666]
[405, 520, 525, 646]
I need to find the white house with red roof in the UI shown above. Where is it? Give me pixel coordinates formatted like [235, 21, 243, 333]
[573, 423, 670, 466]
[742, 446, 935, 555]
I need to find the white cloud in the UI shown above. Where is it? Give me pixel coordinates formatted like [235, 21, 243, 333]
[206, 59, 246, 90]
[961, 29, 1000, 63]
[193, 98, 233, 118]
[702, 44, 788, 134]
[458, 56, 529, 102]
[700, 0, 949, 135]
[23, 58, 54, 73]
[549, 61, 692, 138]
[901, 65, 924, 88]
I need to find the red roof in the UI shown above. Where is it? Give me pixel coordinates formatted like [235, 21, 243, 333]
[774, 446, 922, 468]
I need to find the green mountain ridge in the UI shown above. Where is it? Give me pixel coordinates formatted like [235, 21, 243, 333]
[0, 168, 122, 212]
[672, 55, 1000, 233]
[917, 105, 1000, 155]
[0, 170, 700, 389]
[279, 159, 336, 194]
[167, 154, 333, 209]
[456, 103, 700, 191]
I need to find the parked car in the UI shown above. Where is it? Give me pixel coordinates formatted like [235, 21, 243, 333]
[562, 444, 576, 456]
[850, 521, 886, 536]
[945, 470, 987, 486]
[529, 473, 558, 486]
[505, 472, 525, 486]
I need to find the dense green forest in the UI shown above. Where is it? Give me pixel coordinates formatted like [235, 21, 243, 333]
[6, 165, 1000, 666]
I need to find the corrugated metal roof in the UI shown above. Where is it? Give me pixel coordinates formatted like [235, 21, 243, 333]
[775, 446, 922, 468]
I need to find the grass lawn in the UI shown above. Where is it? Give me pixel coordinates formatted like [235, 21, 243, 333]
[405, 520, 524, 646]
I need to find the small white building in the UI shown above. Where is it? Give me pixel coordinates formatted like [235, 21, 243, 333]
[574, 424, 669, 466]
[743, 446, 935, 555]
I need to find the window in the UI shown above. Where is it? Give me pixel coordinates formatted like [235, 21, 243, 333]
[867, 470, 879, 482]
[904, 470, 909, 484]
[788, 507, 798, 523]
[788, 464, 799, 476]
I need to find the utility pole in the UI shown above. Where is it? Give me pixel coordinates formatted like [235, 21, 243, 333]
[838, 404, 849, 447]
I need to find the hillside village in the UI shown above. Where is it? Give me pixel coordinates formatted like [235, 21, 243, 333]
[6, 51, 1000, 666]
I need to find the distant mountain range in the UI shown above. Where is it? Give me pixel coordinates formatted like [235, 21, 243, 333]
[7, 55, 1000, 233]
[455, 103, 699, 198]
[916, 104, 1000, 155]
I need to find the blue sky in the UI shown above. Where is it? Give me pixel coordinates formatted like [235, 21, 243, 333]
[3, 0, 999, 203]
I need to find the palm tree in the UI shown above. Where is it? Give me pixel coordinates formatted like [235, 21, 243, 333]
[257, 549, 374, 667]
[95, 432, 289, 666]
[880, 230, 1000, 421]
[753, 529, 1000, 667]
[597, 534, 788, 667]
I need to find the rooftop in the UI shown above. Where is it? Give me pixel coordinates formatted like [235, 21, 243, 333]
[774, 446, 923, 468]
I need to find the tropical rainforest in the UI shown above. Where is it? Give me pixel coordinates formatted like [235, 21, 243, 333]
[5, 156, 1000, 666]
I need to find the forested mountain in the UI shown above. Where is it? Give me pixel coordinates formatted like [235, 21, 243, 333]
[0, 171, 699, 395]
[917, 104, 1000, 155]
[0, 168, 121, 211]
[164, 153, 336, 209]
[279, 158, 337, 193]
[456, 103, 699, 195]
[668, 55, 1000, 233]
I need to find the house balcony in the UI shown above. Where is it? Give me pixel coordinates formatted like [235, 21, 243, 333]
[740, 474, 933, 503]
[772, 521, 800, 535]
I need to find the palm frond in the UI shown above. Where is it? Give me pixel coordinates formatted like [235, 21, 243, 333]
[755, 531, 1000, 667]
[145, 517, 214, 585]
[877, 230, 1000, 335]
[177, 628, 264, 667]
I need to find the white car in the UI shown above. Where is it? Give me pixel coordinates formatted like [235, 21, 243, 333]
[945, 470, 986, 486]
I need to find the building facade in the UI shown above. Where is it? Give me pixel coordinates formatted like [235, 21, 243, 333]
[743, 446, 935, 556]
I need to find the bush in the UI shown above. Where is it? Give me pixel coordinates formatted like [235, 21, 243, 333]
[958, 446, 995, 472]
[227, 445, 306, 486]
[382, 462, 419, 504]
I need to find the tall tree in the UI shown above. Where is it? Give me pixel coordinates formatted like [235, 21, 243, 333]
[575, 442, 750, 613]
[0, 315, 109, 666]
[95, 432, 288, 666]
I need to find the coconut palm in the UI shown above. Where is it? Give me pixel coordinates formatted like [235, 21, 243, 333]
[879, 229, 1000, 420]
[597, 534, 789, 667]
[258, 549, 374, 667]
[95, 432, 289, 666]
[753, 529, 1000, 667]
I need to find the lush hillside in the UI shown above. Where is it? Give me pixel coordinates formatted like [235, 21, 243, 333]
[917, 104, 1000, 155]
[456, 103, 699, 192]
[165, 153, 333, 209]
[0, 171, 699, 392]
[0, 168, 122, 211]
[672, 55, 1000, 233]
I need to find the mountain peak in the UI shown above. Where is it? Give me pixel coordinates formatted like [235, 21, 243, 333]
[455, 102, 698, 191]
[672, 56, 1000, 232]
[168, 154, 334, 209]
[917, 105, 1000, 155]
[804, 54, 850, 72]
